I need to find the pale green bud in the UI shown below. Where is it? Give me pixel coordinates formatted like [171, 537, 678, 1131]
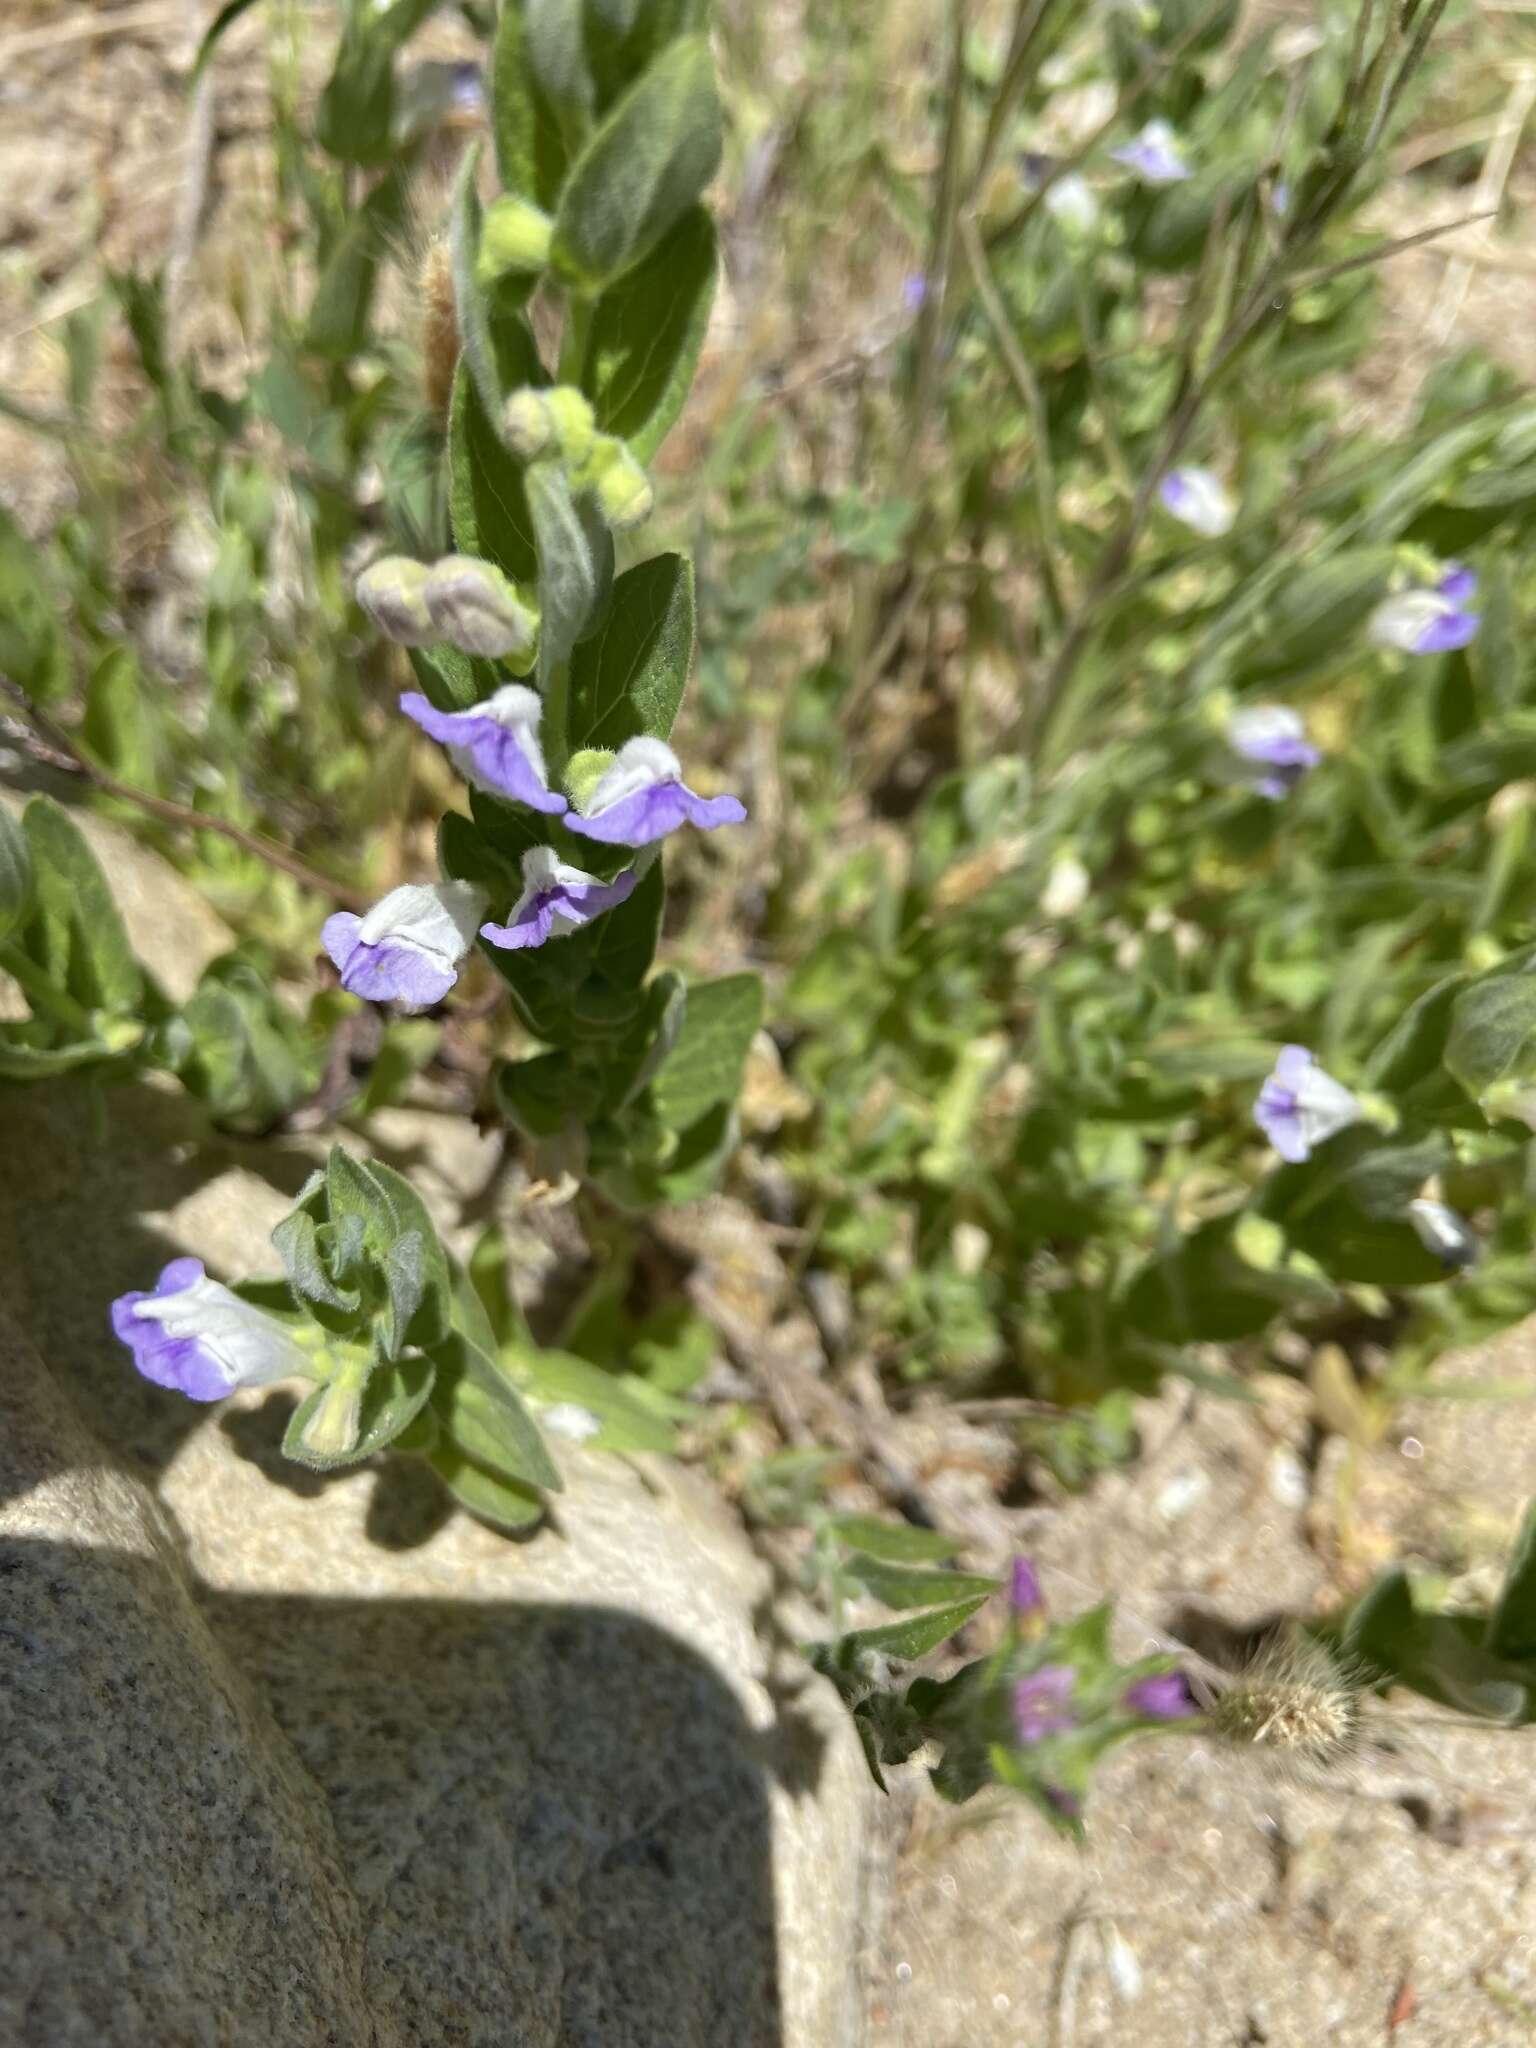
[301, 1363, 367, 1460]
[424, 555, 539, 659]
[503, 387, 555, 458]
[355, 555, 436, 645]
[588, 438, 654, 531]
[564, 747, 616, 811]
[544, 387, 597, 470]
[475, 195, 554, 288]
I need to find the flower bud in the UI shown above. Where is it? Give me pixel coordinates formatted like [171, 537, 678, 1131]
[300, 1367, 367, 1460]
[475, 195, 554, 288]
[423, 554, 539, 659]
[588, 438, 654, 530]
[563, 747, 617, 813]
[544, 386, 597, 470]
[355, 555, 436, 645]
[503, 387, 555, 458]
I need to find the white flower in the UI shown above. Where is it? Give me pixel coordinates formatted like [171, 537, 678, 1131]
[541, 1402, 602, 1442]
[1158, 466, 1236, 538]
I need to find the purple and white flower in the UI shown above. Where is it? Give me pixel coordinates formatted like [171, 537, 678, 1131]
[1013, 1665, 1077, 1744]
[1110, 119, 1191, 185]
[111, 1257, 311, 1403]
[400, 686, 567, 814]
[564, 736, 747, 848]
[1159, 466, 1236, 538]
[1228, 703, 1320, 800]
[322, 880, 486, 1008]
[480, 844, 636, 952]
[1368, 564, 1480, 655]
[1123, 1671, 1199, 1720]
[1254, 1045, 1362, 1163]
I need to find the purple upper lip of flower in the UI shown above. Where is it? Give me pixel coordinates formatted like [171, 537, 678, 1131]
[1124, 1671, 1199, 1720]
[1013, 1664, 1076, 1743]
[400, 688, 567, 814]
[564, 737, 747, 848]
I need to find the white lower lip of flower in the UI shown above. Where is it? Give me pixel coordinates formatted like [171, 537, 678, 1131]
[1043, 174, 1098, 232]
[1294, 1066, 1362, 1150]
[358, 881, 486, 962]
[1229, 704, 1304, 754]
[584, 736, 680, 814]
[133, 1275, 308, 1387]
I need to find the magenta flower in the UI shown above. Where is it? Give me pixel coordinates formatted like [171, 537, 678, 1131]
[1013, 1665, 1076, 1744]
[1009, 1556, 1045, 1618]
[480, 845, 636, 952]
[400, 685, 567, 814]
[1124, 1671, 1198, 1720]
[564, 737, 746, 848]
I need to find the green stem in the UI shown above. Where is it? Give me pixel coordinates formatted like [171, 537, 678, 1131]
[543, 659, 572, 781]
[557, 295, 593, 387]
[0, 944, 97, 1039]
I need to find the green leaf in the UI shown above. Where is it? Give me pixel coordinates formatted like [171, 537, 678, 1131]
[1123, 1217, 1336, 1343]
[0, 805, 35, 944]
[283, 1355, 437, 1471]
[648, 972, 762, 1131]
[430, 1329, 563, 1493]
[0, 1028, 117, 1079]
[1348, 1569, 1532, 1723]
[447, 315, 546, 583]
[187, 0, 266, 87]
[272, 1206, 364, 1319]
[581, 206, 716, 458]
[0, 508, 69, 703]
[567, 553, 694, 751]
[429, 1445, 547, 1531]
[840, 1555, 998, 1612]
[18, 797, 142, 1016]
[1365, 972, 1470, 1093]
[814, 1594, 991, 1666]
[550, 36, 722, 293]
[1487, 1500, 1536, 1663]
[1446, 974, 1536, 1098]
[164, 958, 320, 1133]
[322, 1148, 452, 1349]
[826, 1515, 961, 1564]
[491, 0, 569, 206]
[516, 1347, 677, 1453]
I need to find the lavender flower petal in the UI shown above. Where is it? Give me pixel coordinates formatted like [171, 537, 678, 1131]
[1124, 1671, 1198, 1720]
[400, 687, 567, 813]
[1110, 119, 1191, 184]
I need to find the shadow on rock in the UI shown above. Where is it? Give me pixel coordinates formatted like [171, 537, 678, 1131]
[3, 1535, 786, 2048]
